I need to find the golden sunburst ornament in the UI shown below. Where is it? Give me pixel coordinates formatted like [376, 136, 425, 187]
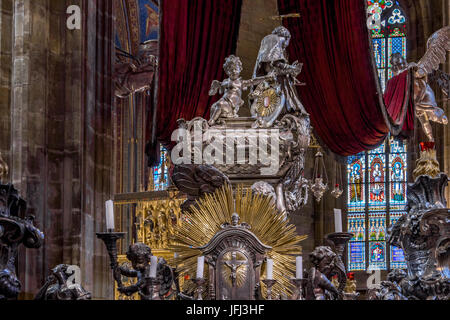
[168, 185, 307, 299]
[254, 86, 281, 117]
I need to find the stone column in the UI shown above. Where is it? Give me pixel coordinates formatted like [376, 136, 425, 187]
[0, 0, 12, 174]
[8, 0, 114, 299]
[80, 0, 115, 299]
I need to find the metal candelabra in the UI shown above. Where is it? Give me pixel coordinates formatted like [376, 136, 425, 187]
[325, 232, 353, 262]
[290, 278, 306, 300]
[192, 278, 206, 300]
[96, 231, 126, 287]
[262, 279, 277, 300]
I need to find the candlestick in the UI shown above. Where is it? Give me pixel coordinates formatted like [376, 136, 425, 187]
[196, 256, 205, 279]
[334, 208, 343, 233]
[192, 278, 206, 300]
[262, 279, 277, 300]
[296, 256, 303, 279]
[96, 231, 126, 287]
[266, 259, 274, 280]
[105, 200, 115, 231]
[290, 278, 306, 300]
[150, 256, 158, 278]
[325, 232, 353, 262]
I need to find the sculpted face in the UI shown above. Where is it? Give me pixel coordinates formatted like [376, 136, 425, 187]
[390, 53, 407, 75]
[224, 56, 242, 80]
[281, 36, 290, 49]
[132, 254, 150, 272]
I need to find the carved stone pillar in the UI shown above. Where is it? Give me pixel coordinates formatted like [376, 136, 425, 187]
[7, 0, 114, 299]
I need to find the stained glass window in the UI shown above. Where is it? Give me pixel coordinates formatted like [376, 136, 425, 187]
[347, 137, 408, 271]
[149, 145, 170, 191]
[346, 0, 409, 272]
[367, 0, 407, 91]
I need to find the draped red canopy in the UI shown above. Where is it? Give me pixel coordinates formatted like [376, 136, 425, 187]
[278, 0, 414, 156]
[151, 0, 242, 153]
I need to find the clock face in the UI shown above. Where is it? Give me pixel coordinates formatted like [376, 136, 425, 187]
[252, 85, 282, 118]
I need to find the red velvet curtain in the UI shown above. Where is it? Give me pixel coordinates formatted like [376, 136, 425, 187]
[278, 0, 412, 156]
[383, 70, 415, 134]
[152, 0, 242, 150]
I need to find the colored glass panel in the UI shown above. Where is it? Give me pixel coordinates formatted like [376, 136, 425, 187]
[368, 147, 386, 210]
[373, 38, 386, 68]
[389, 211, 407, 269]
[347, 153, 366, 212]
[369, 242, 387, 270]
[152, 146, 170, 191]
[368, 212, 386, 241]
[348, 212, 366, 242]
[349, 242, 366, 271]
[389, 138, 407, 210]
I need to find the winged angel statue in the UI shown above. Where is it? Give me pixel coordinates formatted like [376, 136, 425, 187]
[391, 26, 450, 142]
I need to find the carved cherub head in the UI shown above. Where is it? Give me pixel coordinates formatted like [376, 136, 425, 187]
[390, 53, 408, 76]
[223, 55, 243, 80]
[272, 26, 291, 48]
[231, 213, 240, 226]
[126, 243, 153, 272]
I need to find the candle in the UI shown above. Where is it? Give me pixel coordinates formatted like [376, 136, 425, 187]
[334, 208, 343, 233]
[105, 200, 115, 231]
[266, 259, 274, 280]
[296, 256, 303, 279]
[196, 256, 205, 279]
[150, 256, 158, 278]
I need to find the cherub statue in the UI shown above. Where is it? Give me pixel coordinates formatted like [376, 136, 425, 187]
[304, 246, 346, 300]
[115, 243, 174, 300]
[34, 265, 91, 300]
[208, 55, 275, 126]
[390, 26, 450, 142]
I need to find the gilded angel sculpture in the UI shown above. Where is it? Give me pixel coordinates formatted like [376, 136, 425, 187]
[208, 55, 275, 126]
[391, 26, 450, 142]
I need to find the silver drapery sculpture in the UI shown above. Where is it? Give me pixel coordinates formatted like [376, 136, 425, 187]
[176, 27, 313, 216]
[250, 26, 308, 128]
[391, 26, 450, 142]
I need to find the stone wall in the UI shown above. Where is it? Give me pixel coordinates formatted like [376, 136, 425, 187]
[0, 0, 115, 299]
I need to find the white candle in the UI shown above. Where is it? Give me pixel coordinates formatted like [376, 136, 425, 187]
[105, 200, 115, 231]
[296, 256, 303, 279]
[196, 256, 205, 279]
[150, 256, 158, 278]
[266, 259, 274, 280]
[334, 208, 343, 233]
